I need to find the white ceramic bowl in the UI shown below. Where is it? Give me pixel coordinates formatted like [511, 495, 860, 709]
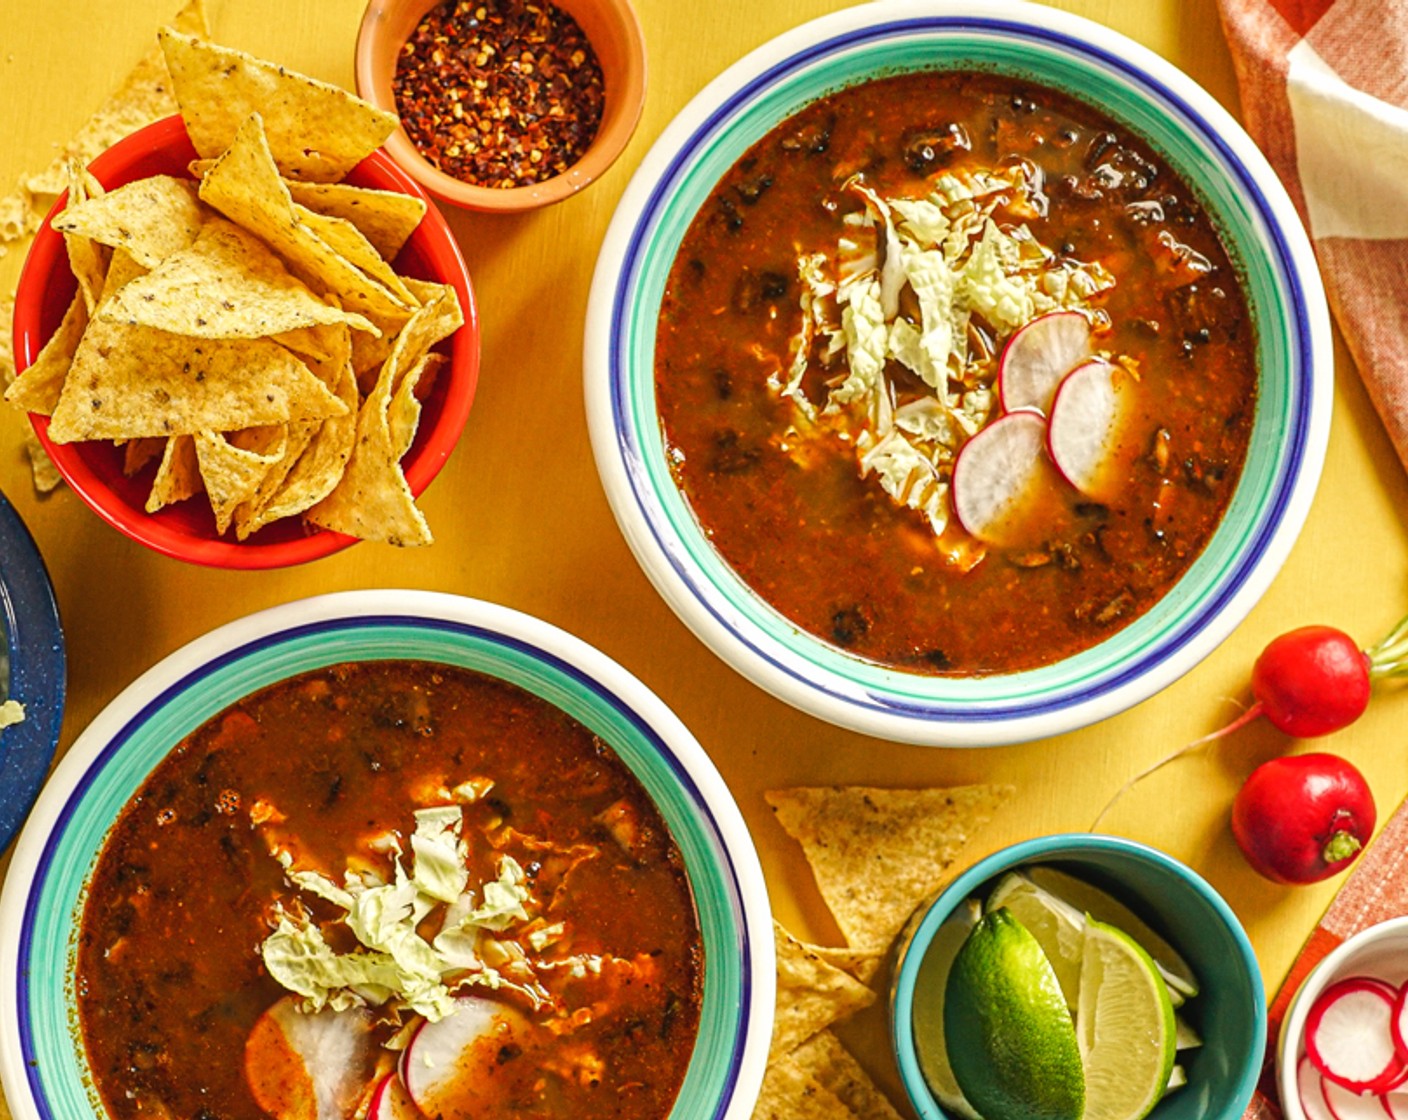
[0, 591, 774, 1120]
[584, 0, 1332, 746]
[1277, 917, 1408, 1120]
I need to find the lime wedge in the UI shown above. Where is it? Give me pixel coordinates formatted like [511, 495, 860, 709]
[1175, 1014, 1203, 1050]
[945, 909, 1084, 1120]
[985, 871, 1086, 1009]
[1028, 866, 1199, 998]
[1077, 917, 1177, 1120]
[911, 900, 983, 1120]
[1166, 1064, 1187, 1092]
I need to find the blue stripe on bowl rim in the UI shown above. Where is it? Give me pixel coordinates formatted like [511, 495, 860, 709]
[600, 14, 1318, 731]
[14, 613, 754, 1120]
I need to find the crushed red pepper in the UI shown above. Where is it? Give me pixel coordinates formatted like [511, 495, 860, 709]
[393, 0, 606, 189]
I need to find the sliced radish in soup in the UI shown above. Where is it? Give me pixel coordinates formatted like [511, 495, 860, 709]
[1392, 983, 1408, 1063]
[997, 310, 1093, 414]
[244, 996, 375, 1120]
[1047, 359, 1132, 498]
[369, 1072, 423, 1120]
[1307, 979, 1408, 1094]
[402, 996, 532, 1119]
[951, 409, 1047, 542]
[1383, 1088, 1408, 1120]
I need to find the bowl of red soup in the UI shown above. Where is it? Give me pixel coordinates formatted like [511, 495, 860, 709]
[0, 592, 774, 1120]
[585, 0, 1332, 745]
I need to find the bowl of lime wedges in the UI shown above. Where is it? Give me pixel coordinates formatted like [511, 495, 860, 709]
[890, 834, 1265, 1120]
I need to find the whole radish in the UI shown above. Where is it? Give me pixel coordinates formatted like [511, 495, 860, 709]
[1231, 753, 1375, 884]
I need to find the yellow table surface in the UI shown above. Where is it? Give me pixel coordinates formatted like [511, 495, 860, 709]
[3, 0, 1407, 1115]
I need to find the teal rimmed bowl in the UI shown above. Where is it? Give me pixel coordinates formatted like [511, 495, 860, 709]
[0, 591, 774, 1120]
[890, 833, 1266, 1120]
[584, 0, 1332, 745]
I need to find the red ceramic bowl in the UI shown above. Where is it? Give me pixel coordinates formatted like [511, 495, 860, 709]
[12, 115, 479, 569]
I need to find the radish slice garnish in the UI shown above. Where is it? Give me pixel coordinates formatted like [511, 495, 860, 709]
[368, 1072, 422, 1120]
[951, 409, 1048, 543]
[1385, 1089, 1408, 1120]
[244, 996, 376, 1120]
[401, 996, 531, 1117]
[997, 310, 1093, 414]
[1308, 979, 1408, 1094]
[1299, 1057, 1338, 1120]
[1046, 359, 1132, 498]
[1324, 1076, 1396, 1120]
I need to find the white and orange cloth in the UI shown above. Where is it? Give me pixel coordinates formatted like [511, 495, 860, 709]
[1219, 0, 1408, 475]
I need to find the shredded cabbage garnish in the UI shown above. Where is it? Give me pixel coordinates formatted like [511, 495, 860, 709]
[771, 166, 1118, 540]
[260, 805, 547, 1022]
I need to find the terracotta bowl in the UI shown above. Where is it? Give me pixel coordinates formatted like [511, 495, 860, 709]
[355, 0, 647, 212]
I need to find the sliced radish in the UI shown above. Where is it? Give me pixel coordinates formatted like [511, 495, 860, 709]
[951, 409, 1048, 543]
[1299, 1057, 1338, 1120]
[244, 996, 376, 1120]
[369, 1072, 424, 1120]
[1324, 1076, 1395, 1120]
[1308, 979, 1408, 1094]
[1046, 359, 1132, 498]
[1385, 1089, 1408, 1120]
[1392, 983, 1408, 1063]
[998, 310, 1093, 414]
[401, 996, 531, 1117]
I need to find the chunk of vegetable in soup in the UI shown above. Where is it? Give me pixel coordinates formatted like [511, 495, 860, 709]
[654, 71, 1256, 675]
[75, 662, 703, 1120]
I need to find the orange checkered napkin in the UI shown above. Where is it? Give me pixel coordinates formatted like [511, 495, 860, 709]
[1219, 0, 1408, 476]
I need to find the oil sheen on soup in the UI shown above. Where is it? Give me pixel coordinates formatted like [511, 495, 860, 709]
[75, 662, 703, 1120]
[655, 71, 1257, 674]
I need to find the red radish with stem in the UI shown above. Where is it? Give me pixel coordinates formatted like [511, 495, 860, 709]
[951, 409, 1048, 542]
[1306, 979, 1408, 1093]
[1092, 610, 1408, 833]
[1231, 753, 1375, 884]
[1046, 358, 1132, 498]
[997, 310, 1093, 414]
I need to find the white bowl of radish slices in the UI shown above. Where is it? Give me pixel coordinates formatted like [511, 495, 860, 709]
[1279, 918, 1408, 1120]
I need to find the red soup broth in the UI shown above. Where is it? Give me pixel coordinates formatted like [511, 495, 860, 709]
[654, 70, 1256, 675]
[75, 661, 702, 1120]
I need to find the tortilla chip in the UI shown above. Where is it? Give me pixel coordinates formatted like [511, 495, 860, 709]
[54, 176, 205, 269]
[789, 1032, 903, 1120]
[0, 699, 26, 731]
[751, 1054, 857, 1120]
[98, 217, 375, 338]
[197, 114, 407, 321]
[293, 205, 417, 307]
[48, 319, 345, 441]
[284, 179, 425, 260]
[95, 247, 150, 313]
[0, 187, 42, 244]
[195, 425, 287, 534]
[253, 357, 359, 532]
[24, 0, 210, 199]
[388, 352, 443, 460]
[146, 435, 203, 512]
[4, 292, 87, 415]
[159, 28, 397, 182]
[230, 418, 319, 539]
[764, 785, 1013, 951]
[771, 921, 875, 1060]
[807, 943, 884, 986]
[122, 436, 166, 476]
[62, 164, 111, 314]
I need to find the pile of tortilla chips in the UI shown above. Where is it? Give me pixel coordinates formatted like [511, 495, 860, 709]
[756, 783, 1013, 1120]
[3, 24, 463, 547]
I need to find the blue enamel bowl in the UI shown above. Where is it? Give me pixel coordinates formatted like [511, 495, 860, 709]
[584, 0, 1333, 745]
[891, 834, 1266, 1120]
[0, 491, 64, 853]
[0, 591, 774, 1120]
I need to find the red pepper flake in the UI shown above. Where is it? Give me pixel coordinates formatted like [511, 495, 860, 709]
[392, 0, 606, 190]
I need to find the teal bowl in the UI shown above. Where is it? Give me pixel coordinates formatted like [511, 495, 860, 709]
[891, 833, 1266, 1120]
[584, 0, 1333, 745]
[0, 591, 775, 1120]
